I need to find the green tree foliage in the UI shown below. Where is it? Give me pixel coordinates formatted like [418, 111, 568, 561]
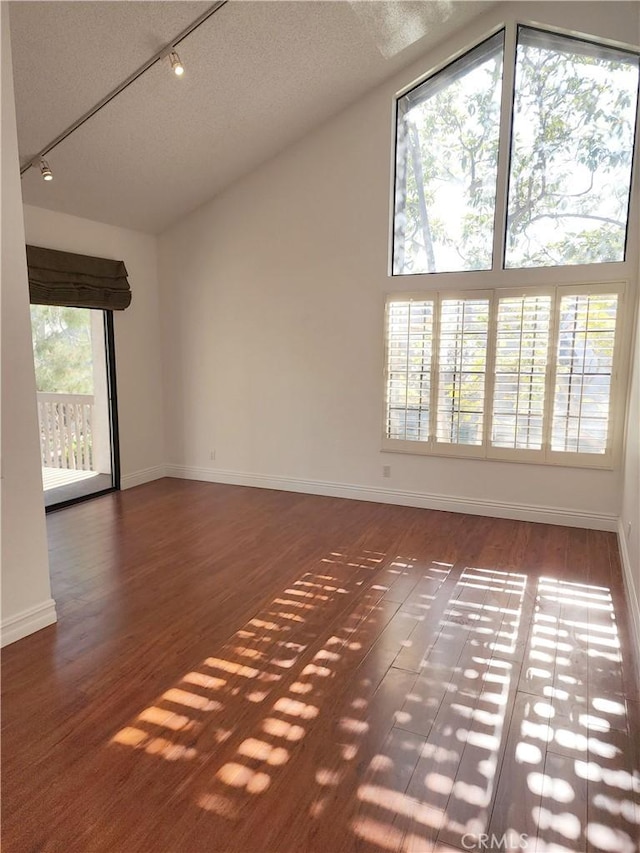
[506, 36, 638, 267]
[396, 30, 638, 273]
[30, 305, 93, 394]
[398, 36, 503, 273]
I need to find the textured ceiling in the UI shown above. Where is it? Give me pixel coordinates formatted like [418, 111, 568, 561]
[11, 0, 495, 234]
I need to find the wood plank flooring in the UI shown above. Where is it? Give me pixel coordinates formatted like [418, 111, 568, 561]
[2, 479, 639, 852]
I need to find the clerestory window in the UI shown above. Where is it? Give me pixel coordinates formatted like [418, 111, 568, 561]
[393, 26, 640, 275]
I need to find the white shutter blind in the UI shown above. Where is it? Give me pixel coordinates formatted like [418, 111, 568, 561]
[551, 293, 619, 454]
[383, 285, 623, 466]
[492, 295, 551, 450]
[385, 299, 434, 441]
[436, 298, 489, 445]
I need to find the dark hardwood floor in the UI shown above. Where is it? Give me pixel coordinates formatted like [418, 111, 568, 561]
[2, 478, 639, 852]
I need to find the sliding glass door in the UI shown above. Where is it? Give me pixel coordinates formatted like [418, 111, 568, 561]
[30, 305, 120, 509]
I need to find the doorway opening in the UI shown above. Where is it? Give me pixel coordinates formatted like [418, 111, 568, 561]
[30, 305, 120, 510]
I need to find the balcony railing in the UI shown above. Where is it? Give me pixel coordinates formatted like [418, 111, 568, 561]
[37, 392, 94, 471]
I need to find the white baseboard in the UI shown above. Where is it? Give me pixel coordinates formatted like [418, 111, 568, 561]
[617, 520, 640, 686]
[120, 465, 166, 490]
[1, 598, 57, 647]
[164, 465, 617, 531]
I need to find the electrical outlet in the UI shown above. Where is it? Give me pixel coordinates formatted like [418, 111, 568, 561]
[210, 449, 216, 461]
[383, 465, 391, 478]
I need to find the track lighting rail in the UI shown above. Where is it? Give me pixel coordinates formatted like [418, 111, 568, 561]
[19, 0, 227, 176]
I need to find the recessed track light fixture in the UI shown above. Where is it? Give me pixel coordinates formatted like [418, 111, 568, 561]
[37, 158, 53, 181]
[169, 49, 184, 76]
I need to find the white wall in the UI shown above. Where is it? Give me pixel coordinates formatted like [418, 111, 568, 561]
[158, 1, 638, 531]
[1, 4, 56, 646]
[619, 257, 640, 675]
[23, 206, 165, 488]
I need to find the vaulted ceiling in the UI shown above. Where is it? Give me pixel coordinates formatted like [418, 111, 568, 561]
[10, 0, 495, 233]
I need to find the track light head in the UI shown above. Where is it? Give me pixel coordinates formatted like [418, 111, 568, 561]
[38, 158, 53, 181]
[169, 50, 184, 76]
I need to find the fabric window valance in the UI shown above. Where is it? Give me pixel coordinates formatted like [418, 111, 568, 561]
[26, 245, 131, 310]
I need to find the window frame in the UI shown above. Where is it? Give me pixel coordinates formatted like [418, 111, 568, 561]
[389, 20, 640, 278]
[382, 282, 627, 469]
[392, 29, 506, 277]
[503, 25, 640, 271]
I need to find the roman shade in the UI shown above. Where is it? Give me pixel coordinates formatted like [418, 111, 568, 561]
[26, 245, 131, 310]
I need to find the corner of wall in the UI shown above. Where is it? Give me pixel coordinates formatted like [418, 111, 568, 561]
[617, 520, 640, 687]
[1, 599, 57, 648]
[120, 465, 167, 490]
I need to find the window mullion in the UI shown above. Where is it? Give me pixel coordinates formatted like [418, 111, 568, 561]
[483, 292, 499, 452]
[542, 287, 561, 461]
[491, 22, 517, 271]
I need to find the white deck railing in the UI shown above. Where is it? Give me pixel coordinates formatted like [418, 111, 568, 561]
[37, 393, 95, 471]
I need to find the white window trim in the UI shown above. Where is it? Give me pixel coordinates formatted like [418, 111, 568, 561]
[382, 282, 628, 470]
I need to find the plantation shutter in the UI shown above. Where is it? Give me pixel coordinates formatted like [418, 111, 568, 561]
[26, 245, 131, 310]
[551, 293, 618, 454]
[491, 295, 551, 450]
[383, 285, 621, 465]
[436, 297, 489, 446]
[385, 299, 434, 441]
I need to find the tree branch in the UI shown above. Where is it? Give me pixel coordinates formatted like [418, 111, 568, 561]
[408, 122, 436, 272]
[525, 211, 625, 229]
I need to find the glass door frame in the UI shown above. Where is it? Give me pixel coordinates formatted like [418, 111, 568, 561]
[44, 310, 121, 513]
